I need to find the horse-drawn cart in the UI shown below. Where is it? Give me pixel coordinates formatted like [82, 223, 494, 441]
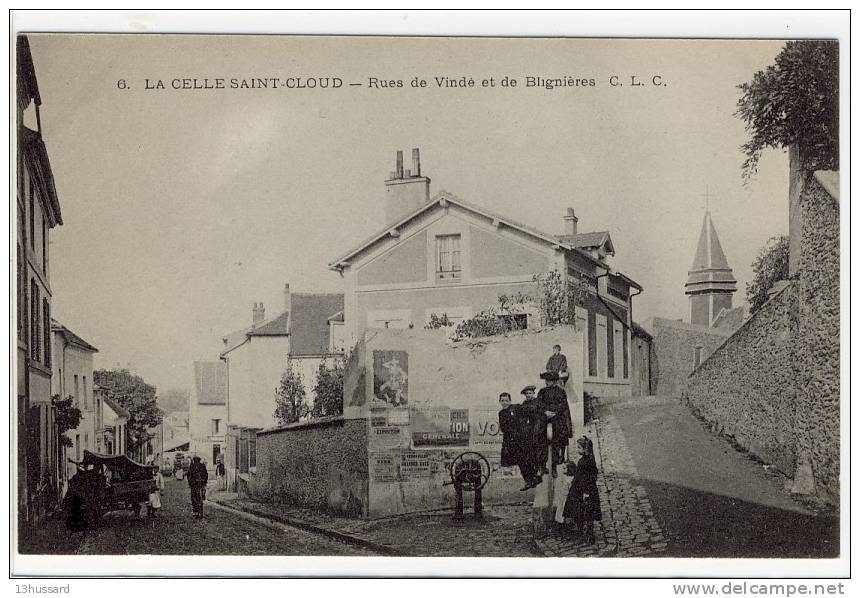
[64, 450, 157, 530]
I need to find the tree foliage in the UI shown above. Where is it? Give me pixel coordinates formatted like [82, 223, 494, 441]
[94, 368, 162, 455]
[52, 394, 82, 449]
[746, 235, 790, 315]
[274, 359, 309, 425]
[736, 40, 839, 181]
[311, 357, 345, 418]
[533, 270, 589, 328]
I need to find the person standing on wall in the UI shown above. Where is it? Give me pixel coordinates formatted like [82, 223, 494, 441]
[545, 344, 569, 386]
[536, 371, 573, 478]
[187, 456, 209, 518]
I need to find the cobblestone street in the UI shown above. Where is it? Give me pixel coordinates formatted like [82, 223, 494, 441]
[19, 476, 378, 556]
[539, 396, 838, 558]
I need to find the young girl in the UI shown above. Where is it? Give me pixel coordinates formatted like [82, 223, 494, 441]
[563, 436, 601, 544]
[148, 468, 164, 518]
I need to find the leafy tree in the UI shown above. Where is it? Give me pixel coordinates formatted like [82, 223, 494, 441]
[746, 235, 790, 315]
[736, 40, 839, 181]
[157, 388, 190, 414]
[533, 270, 589, 328]
[94, 368, 162, 455]
[274, 359, 309, 425]
[311, 358, 345, 418]
[52, 394, 81, 448]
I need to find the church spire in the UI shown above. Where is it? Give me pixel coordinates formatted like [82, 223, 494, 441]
[685, 211, 737, 327]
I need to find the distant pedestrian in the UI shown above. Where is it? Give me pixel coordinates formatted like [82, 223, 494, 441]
[563, 436, 601, 544]
[215, 458, 226, 490]
[187, 456, 209, 518]
[545, 344, 569, 386]
[148, 468, 164, 518]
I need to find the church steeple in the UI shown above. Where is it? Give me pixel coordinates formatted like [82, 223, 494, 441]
[685, 211, 737, 327]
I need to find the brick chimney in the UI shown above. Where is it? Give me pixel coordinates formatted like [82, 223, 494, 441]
[252, 302, 265, 326]
[283, 283, 292, 334]
[563, 207, 579, 236]
[385, 148, 431, 225]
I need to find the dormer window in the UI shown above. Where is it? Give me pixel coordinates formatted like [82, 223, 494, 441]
[436, 234, 461, 282]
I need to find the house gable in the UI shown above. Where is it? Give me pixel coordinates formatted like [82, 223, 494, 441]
[357, 229, 428, 286]
[470, 225, 551, 279]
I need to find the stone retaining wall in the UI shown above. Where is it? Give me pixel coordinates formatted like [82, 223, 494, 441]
[251, 417, 369, 517]
[685, 170, 839, 504]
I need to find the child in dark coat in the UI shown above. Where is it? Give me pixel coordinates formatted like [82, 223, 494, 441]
[563, 436, 601, 544]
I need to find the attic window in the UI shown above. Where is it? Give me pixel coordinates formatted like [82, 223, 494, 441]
[436, 234, 461, 282]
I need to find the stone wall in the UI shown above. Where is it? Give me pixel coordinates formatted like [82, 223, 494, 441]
[685, 170, 839, 504]
[643, 317, 731, 397]
[251, 417, 368, 517]
[795, 174, 840, 502]
[684, 285, 799, 475]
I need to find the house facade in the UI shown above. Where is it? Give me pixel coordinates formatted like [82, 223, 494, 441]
[50, 320, 99, 485]
[190, 360, 228, 467]
[329, 149, 645, 397]
[101, 396, 129, 457]
[219, 286, 345, 430]
[16, 35, 64, 525]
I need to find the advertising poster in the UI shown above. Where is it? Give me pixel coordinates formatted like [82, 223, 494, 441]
[470, 406, 504, 451]
[372, 350, 409, 407]
[411, 407, 470, 448]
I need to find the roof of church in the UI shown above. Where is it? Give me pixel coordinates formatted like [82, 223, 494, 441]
[685, 211, 737, 290]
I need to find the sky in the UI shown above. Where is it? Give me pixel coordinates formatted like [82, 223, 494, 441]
[26, 35, 790, 394]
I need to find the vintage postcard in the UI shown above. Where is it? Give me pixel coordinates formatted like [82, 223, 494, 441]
[11, 12, 848, 581]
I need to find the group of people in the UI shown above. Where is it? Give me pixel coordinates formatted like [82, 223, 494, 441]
[497, 344, 602, 543]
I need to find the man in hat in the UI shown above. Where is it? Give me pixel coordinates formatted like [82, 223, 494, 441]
[187, 455, 209, 518]
[537, 371, 573, 478]
[515, 385, 543, 490]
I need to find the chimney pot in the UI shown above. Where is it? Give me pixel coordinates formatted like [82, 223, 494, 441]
[395, 151, 404, 179]
[284, 283, 291, 313]
[563, 206, 579, 236]
[412, 148, 421, 177]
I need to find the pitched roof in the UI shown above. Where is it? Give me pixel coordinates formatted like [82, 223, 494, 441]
[51, 319, 98, 353]
[328, 190, 607, 270]
[288, 293, 345, 355]
[685, 212, 737, 289]
[555, 231, 615, 255]
[221, 294, 345, 357]
[103, 396, 130, 419]
[247, 311, 290, 336]
[711, 305, 747, 331]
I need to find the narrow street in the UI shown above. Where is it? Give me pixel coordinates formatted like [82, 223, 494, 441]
[602, 397, 839, 558]
[19, 476, 378, 556]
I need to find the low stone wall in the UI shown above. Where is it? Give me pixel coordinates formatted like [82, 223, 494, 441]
[251, 417, 368, 517]
[684, 285, 798, 475]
